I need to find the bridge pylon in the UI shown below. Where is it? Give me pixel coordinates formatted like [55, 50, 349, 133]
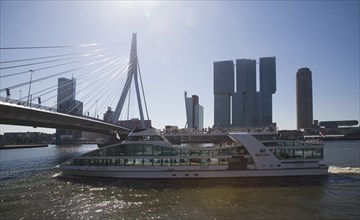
[111, 33, 146, 128]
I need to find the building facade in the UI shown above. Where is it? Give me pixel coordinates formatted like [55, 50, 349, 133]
[258, 57, 276, 126]
[232, 59, 257, 127]
[2, 132, 54, 145]
[296, 67, 313, 130]
[213, 57, 276, 128]
[56, 77, 83, 144]
[185, 92, 204, 129]
[213, 60, 234, 127]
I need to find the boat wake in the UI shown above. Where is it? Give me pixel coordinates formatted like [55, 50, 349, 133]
[328, 166, 360, 175]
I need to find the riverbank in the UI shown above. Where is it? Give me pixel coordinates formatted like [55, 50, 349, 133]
[0, 144, 48, 150]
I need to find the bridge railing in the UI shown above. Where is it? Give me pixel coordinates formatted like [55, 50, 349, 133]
[0, 96, 57, 112]
[0, 96, 110, 123]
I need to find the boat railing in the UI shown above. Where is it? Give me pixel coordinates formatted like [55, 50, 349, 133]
[162, 126, 278, 135]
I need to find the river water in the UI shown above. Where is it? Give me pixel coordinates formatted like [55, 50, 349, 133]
[0, 140, 359, 220]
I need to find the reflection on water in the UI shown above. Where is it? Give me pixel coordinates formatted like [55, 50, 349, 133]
[0, 141, 359, 220]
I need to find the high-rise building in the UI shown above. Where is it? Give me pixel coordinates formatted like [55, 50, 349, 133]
[56, 77, 83, 144]
[213, 57, 276, 128]
[232, 59, 257, 127]
[296, 67, 313, 130]
[185, 92, 204, 129]
[214, 60, 234, 127]
[258, 57, 276, 126]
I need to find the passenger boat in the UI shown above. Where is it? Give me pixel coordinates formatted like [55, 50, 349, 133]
[58, 128, 328, 178]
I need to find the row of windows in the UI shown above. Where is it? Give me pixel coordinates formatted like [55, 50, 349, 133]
[269, 148, 323, 160]
[263, 141, 309, 147]
[87, 144, 324, 161]
[72, 158, 234, 167]
[87, 144, 245, 157]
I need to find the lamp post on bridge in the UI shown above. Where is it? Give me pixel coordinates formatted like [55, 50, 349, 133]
[19, 90, 22, 103]
[27, 70, 33, 106]
[95, 99, 98, 118]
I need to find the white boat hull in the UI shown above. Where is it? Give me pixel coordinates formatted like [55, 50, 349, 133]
[61, 166, 328, 179]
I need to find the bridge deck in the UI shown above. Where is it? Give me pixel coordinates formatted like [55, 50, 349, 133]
[0, 101, 130, 135]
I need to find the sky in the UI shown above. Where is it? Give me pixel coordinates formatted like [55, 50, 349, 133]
[0, 1, 359, 134]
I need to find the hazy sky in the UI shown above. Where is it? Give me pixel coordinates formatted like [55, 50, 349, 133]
[0, 1, 359, 134]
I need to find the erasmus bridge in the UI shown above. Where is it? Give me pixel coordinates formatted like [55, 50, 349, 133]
[0, 33, 149, 137]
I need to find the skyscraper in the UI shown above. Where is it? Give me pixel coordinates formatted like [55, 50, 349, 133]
[214, 60, 234, 127]
[57, 78, 76, 113]
[185, 92, 204, 129]
[258, 57, 276, 126]
[232, 59, 257, 127]
[213, 57, 276, 128]
[56, 77, 83, 144]
[296, 67, 313, 130]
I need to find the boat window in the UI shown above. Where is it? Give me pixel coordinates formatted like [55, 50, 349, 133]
[134, 145, 144, 156]
[153, 158, 162, 165]
[126, 136, 140, 141]
[271, 148, 324, 160]
[263, 142, 276, 147]
[171, 158, 180, 166]
[285, 142, 294, 146]
[229, 148, 239, 155]
[86, 149, 104, 156]
[86, 145, 124, 157]
[273, 149, 294, 159]
[219, 158, 228, 165]
[210, 149, 217, 156]
[304, 149, 313, 159]
[74, 159, 84, 166]
[202, 149, 211, 156]
[162, 147, 172, 156]
[143, 159, 153, 166]
[153, 145, 162, 156]
[312, 148, 323, 159]
[218, 148, 238, 156]
[182, 149, 190, 156]
[294, 149, 304, 159]
[276, 142, 285, 146]
[171, 148, 181, 156]
[189, 158, 201, 165]
[208, 158, 218, 165]
[238, 147, 247, 155]
[190, 150, 201, 156]
[180, 158, 188, 165]
[104, 145, 124, 156]
[133, 159, 144, 166]
[143, 145, 153, 156]
[163, 159, 171, 166]
[124, 144, 135, 156]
